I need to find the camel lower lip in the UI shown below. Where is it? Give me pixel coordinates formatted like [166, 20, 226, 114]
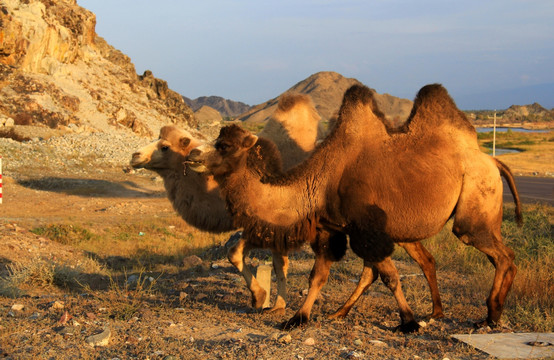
[185, 161, 207, 172]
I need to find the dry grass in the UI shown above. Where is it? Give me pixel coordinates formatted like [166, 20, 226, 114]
[478, 130, 554, 175]
[30, 217, 231, 274]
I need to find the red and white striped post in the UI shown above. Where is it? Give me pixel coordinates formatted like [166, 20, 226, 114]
[0, 156, 3, 204]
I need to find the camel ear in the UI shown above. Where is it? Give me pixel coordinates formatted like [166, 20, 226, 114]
[242, 134, 258, 149]
[179, 137, 191, 149]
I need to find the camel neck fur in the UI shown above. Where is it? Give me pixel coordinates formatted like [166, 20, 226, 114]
[162, 166, 235, 233]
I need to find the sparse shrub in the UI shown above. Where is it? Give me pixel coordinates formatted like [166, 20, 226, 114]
[31, 224, 96, 245]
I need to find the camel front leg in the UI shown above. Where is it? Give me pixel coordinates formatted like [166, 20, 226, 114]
[281, 253, 332, 330]
[227, 237, 266, 309]
[375, 257, 420, 333]
[264, 251, 288, 314]
[397, 241, 444, 319]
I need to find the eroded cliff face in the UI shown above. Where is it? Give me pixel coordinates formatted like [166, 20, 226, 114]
[0, 0, 195, 137]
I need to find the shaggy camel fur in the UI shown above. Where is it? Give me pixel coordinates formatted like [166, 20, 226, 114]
[188, 84, 522, 332]
[130, 125, 292, 312]
[130, 95, 341, 314]
[130, 126, 234, 233]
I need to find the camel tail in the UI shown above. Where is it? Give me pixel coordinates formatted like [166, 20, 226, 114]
[495, 158, 523, 227]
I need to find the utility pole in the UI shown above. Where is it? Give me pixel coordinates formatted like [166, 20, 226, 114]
[493, 110, 497, 157]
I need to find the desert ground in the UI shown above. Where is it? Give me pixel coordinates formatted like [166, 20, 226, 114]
[0, 130, 552, 359]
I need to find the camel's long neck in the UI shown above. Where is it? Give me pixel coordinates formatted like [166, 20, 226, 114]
[161, 167, 235, 233]
[219, 132, 350, 228]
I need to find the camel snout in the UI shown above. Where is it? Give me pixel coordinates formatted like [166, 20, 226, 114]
[130, 152, 146, 168]
[186, 148, 209, 173]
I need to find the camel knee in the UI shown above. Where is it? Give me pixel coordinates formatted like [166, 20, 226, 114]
[227, 243, 247, 270]
[380, 272, 400, 292]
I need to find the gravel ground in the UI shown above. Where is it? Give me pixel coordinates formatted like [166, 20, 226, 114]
[0, 129, 152, 178]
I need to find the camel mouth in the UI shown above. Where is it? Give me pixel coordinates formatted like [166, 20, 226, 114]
[185, 160, 208, 173]
[130, 155, 146, 169]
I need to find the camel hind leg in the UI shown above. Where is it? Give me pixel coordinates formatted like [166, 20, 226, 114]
[453, 160, 517, 327]
[328, 263, 379, 319]
[452, 223, 516, 327]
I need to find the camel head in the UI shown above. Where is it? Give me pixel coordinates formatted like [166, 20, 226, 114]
[130, 125, 204, 174]
[188, 124, 259, 177]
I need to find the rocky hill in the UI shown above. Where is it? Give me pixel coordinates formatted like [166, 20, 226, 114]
[183, 95, 251, 118]
[237, 72, 413, 127]
[0, 0, 196, 140]
[465, 102, 554, 127]
[504, 103, 553, 122]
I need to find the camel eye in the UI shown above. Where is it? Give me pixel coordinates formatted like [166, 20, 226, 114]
[216, 143, 229, 152]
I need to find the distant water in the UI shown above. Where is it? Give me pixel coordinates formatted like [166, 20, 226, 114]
[476, 127, 550, 133]
[485, 147, 522, 155]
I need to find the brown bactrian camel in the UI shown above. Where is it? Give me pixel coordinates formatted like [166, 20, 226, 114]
[131, 95, 446, 321]
[265, 93, 446, 319]
[187, 84, 522, 332]
[130, 94, 344, 314]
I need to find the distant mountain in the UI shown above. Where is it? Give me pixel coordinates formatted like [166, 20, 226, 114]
[465, 102, 554, 127]
[236, 71, 413, 127]
[505, 103, 552, 119]
[183, 96, 251, 118]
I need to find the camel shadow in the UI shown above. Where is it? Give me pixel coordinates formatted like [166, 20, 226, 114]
[17, 176, 165, 198]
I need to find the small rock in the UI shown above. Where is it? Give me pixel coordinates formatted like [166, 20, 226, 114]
[353, 338, 363, 346]
[279, 334, 292, 344]
[126, 275, 139, 285]
[182, 255, 203, 270]
[418, 320, 427, 328]
[56, 326, 76, 336]
[58, 311, 72, 324]
[346, 351, 363, 359]
[304, 337, 315, 346]
[369, 339, 387, 347]
[11, 304, 24, 311]
[51, 301, 65, 310]
[163, 356, 178, 360]
[86, 327, 111, 347]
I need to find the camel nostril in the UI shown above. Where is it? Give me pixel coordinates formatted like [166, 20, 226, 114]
[189, 149, 202, 158]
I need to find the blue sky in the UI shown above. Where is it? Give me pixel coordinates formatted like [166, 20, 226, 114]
[79, 0, 554, 109]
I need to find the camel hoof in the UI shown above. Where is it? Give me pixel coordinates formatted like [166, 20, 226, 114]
[251, 289, 267, 310]
[424, 311, 445, 320]
[327, 311, 347, 320]
[474, 319, 496, 329]
[263, 307, 286, 316]
[280, 314, 309, 330]
[430, 311, 445, 319]
[394, 320, 420, 333]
